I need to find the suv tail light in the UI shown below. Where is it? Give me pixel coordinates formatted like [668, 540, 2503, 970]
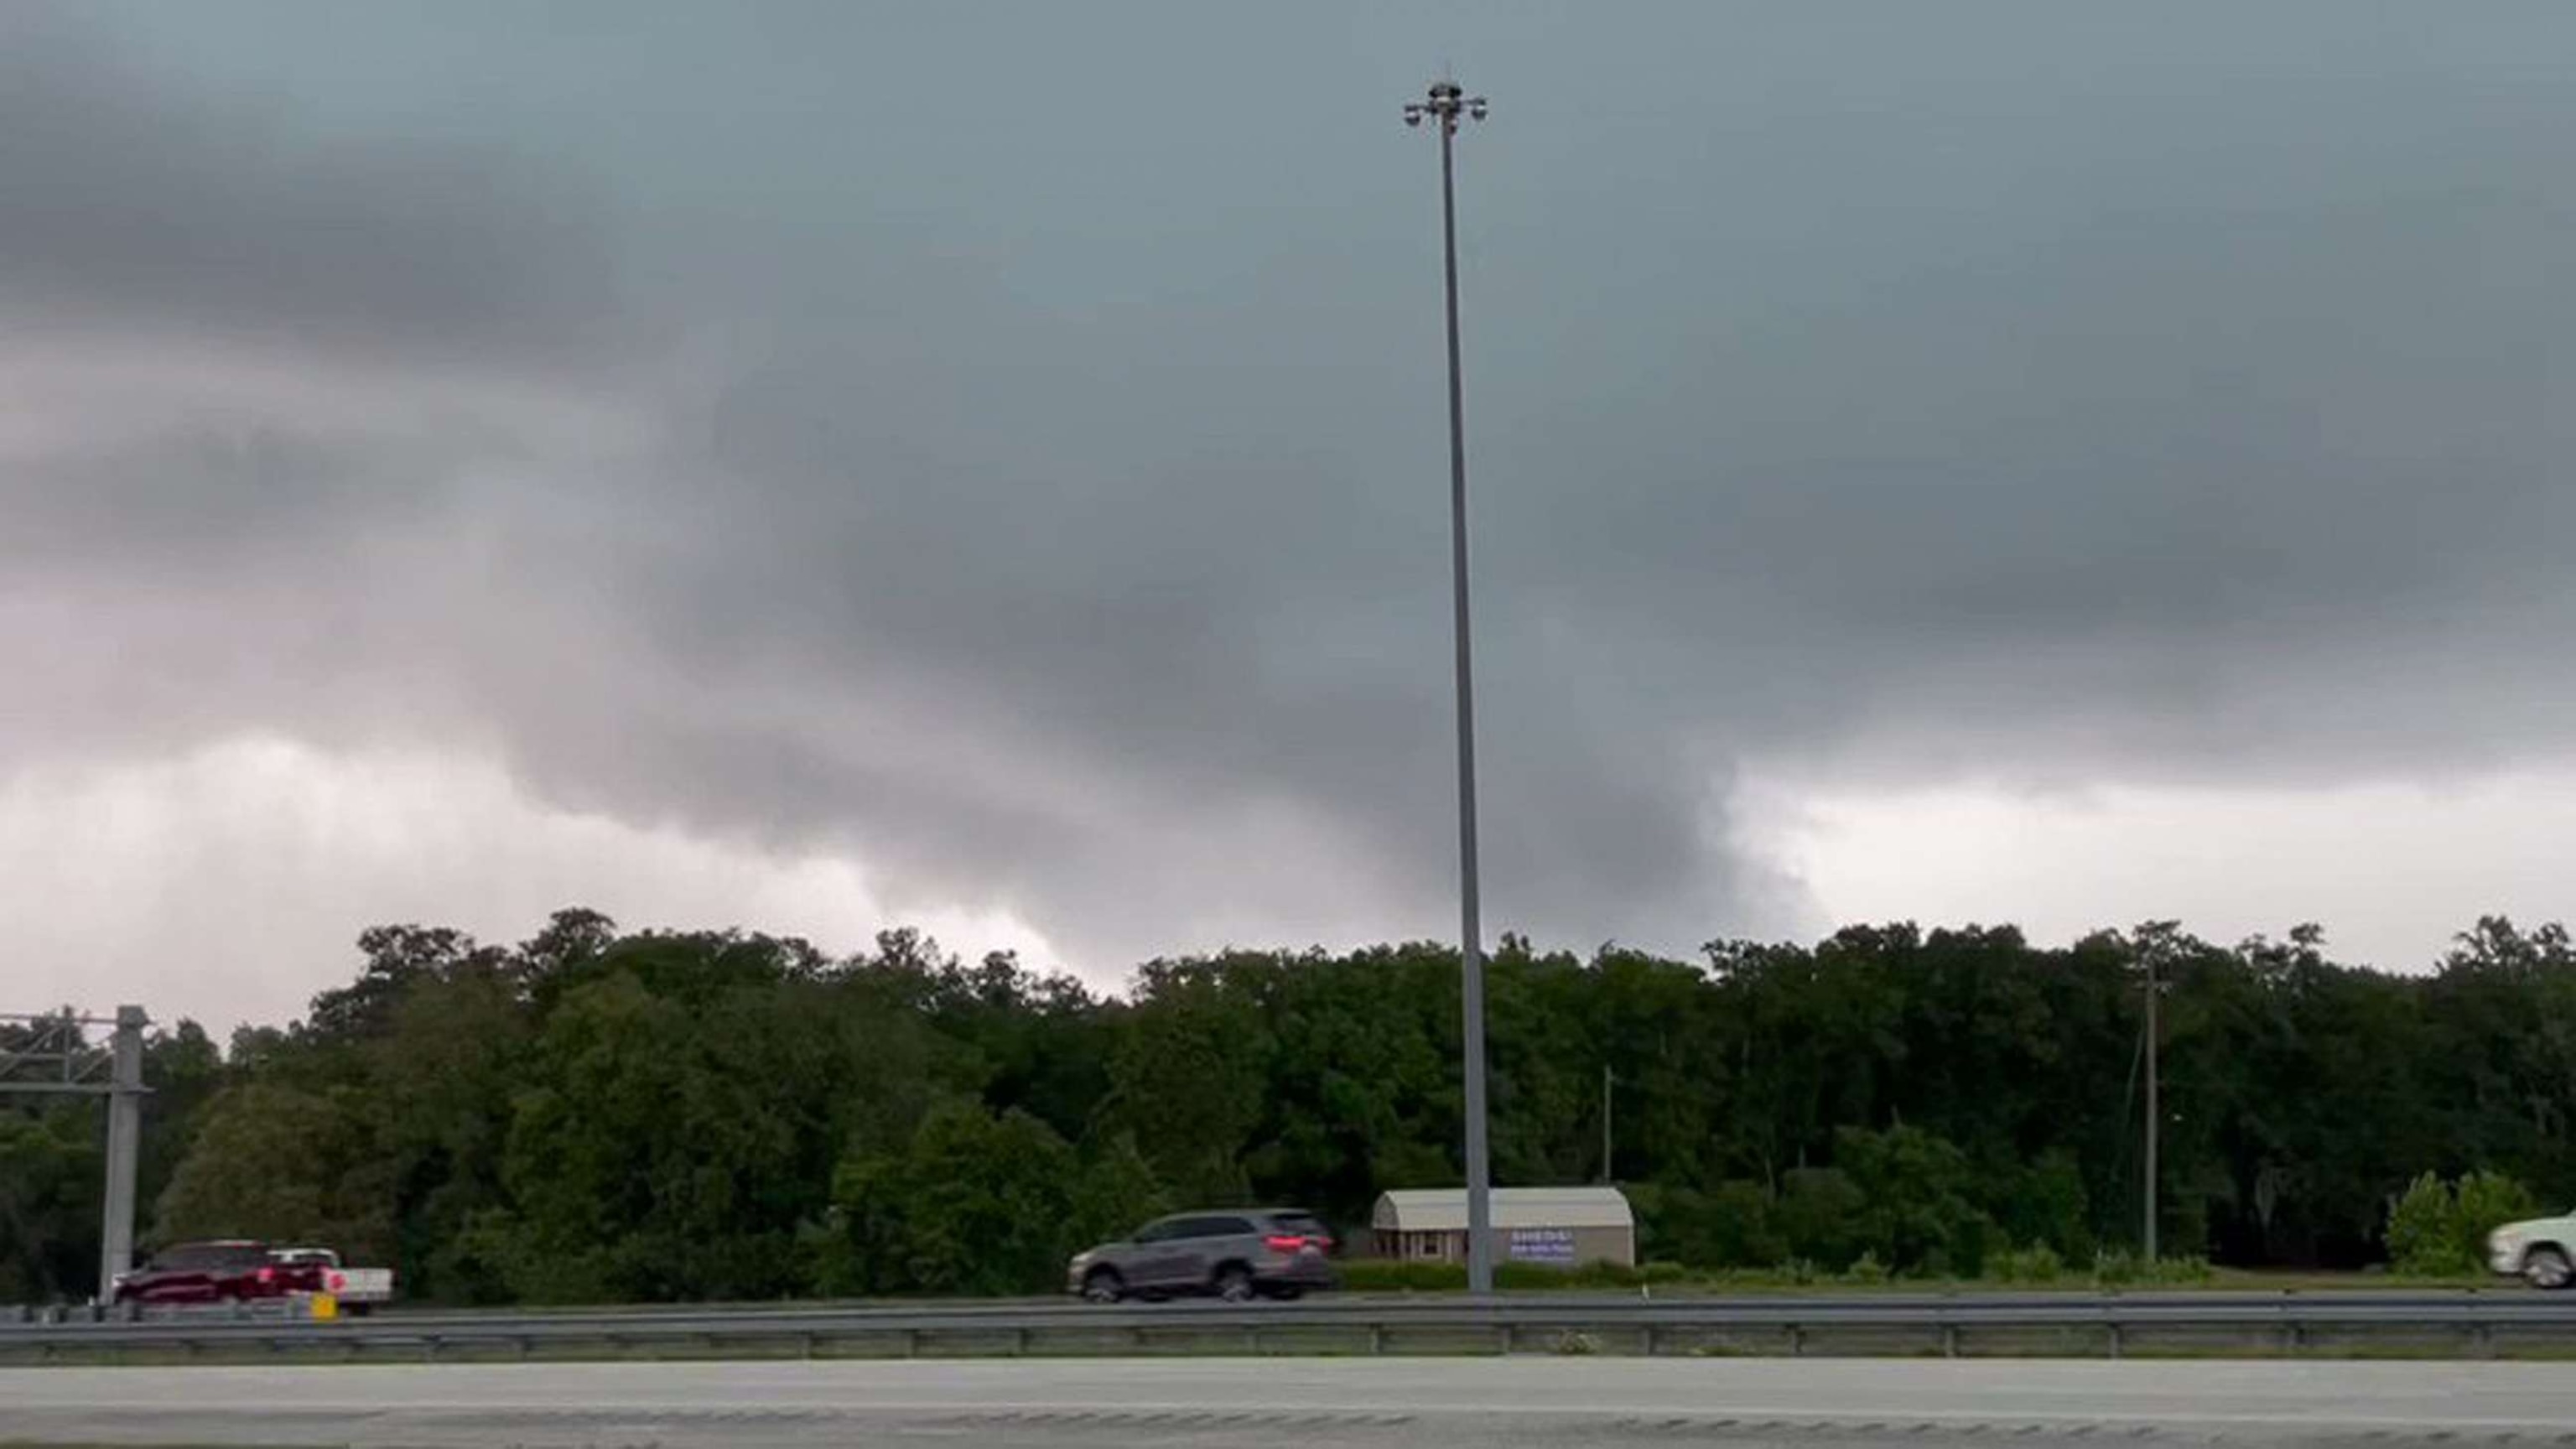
[256, 1267, 276, 1285]
[1264, 1234, 1308, 1253]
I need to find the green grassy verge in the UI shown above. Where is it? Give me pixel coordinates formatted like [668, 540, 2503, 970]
[1333, 1259, 2499, 1295]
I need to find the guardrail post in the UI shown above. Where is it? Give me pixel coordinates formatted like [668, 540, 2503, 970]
[2105, 1323, 2122, 1360]
[1940, 1323, 1959, 1359]
[903, 1327, 921, 1359]
[2473, 1322, 2496, 1359]
[1011, 1326, 1029, 1357]
[1368, 1323, 1386, 1356]
[1787, 1323, 1804, 1358]
[1643, 1324, 1659, 1357]
[423, 1334, 441, 1363]
[797, 1332, 814, 1361]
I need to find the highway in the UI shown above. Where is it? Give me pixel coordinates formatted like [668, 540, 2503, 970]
[12, 1358, 2576, 1447]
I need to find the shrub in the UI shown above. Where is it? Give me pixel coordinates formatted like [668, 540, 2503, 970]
[1339, 1257, 1675, 1293]
[2385, 1169, 2538, 1276]
[1841, 1249, 1889, 1285]
[1632, 1180, 1784, 1270]
[2089, 1250, 2212, 1289]
[1988, 1242, 2064, 1285]
[1504, 1259, 1670, 1290]
[1775, 1168, 1866, 1270]
[2140, 1255, 2212, 1286]
[1989, 1152, 2094, 1264]
[2385, 1171, 2464, 1276]
[1337, 1259, 1466, 1293]
[2454, 1171, 2542, 1271]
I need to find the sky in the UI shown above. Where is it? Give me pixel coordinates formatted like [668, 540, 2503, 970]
[11, 2, 2576, 1032]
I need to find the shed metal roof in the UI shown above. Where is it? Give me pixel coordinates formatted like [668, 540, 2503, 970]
[1370, 1185, 1633, 1232]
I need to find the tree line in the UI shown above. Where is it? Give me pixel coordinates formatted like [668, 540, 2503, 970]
[5, 908, 2573, 1303]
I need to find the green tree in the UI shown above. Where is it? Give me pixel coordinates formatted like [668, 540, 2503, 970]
[821, 1104, 1168, 1296]
[1104, 959, 1271, 1205]
[94, 901, 2576, 1306]
[1836, 1124, 1997, 1275]
[153, 1082, 389, 1259]
[0, 1104, 100, 1301]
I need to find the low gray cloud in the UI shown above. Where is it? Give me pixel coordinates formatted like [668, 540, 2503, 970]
[13, 2, 2576, 978]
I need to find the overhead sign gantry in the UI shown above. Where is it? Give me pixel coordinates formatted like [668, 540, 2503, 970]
[1, 1006, 149, 1297]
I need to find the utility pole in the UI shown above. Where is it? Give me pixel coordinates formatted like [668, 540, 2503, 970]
[1601, 1064, 1614, 1184]
[1402, 75, 1494, 1295]
[2143, 948, 2159, 1262]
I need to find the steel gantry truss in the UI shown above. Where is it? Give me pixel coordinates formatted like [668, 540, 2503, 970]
[1, 1007, 149, 1297]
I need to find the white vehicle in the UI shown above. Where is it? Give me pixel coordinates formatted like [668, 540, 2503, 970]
[2487, 1215, 2576, 1289]
[269, 1246, 395, 1312]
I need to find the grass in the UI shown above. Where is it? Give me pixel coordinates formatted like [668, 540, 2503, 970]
[1332, 1258, 2498, 1296]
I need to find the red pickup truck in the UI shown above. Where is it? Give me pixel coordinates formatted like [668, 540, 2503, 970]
[111, 1240, 393, 1310]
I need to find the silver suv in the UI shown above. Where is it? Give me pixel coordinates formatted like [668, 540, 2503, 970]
[1067, 1208, 1335, 1303]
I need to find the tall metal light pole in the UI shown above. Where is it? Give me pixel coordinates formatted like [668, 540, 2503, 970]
[1403, 76, 1495, 1295]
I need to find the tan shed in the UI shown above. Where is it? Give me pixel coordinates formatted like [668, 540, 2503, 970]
[1369, 1186, 1635, 1269]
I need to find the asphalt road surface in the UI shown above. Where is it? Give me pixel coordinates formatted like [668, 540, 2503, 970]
[10, 1357, 2573, 1447]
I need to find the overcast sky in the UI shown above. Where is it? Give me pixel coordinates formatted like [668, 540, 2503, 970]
[12, 2, 2576, 1032]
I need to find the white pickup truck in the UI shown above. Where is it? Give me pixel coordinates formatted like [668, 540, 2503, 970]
[2487, 1214, 2576, 1288]
[269, 1246, 396, 1312]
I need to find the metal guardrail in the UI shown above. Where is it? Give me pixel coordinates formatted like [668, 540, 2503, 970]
[5, 1289, 2574, 1360]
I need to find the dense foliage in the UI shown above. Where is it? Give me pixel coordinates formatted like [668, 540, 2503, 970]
[2386, 1170, 2542, 1276]
[7, 909, 2575, 1303]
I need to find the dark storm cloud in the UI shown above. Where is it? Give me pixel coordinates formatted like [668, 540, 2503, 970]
[18, 1, 2576, 970]
[0, 9, 616, 360]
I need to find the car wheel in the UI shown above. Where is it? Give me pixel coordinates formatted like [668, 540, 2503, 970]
[1214, 1265, 1255, 1303]
[2527, 1247, 2573, 1290]
[1269, 1285, 1305, 1301]
[1082, 1267, 1125, 1304]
